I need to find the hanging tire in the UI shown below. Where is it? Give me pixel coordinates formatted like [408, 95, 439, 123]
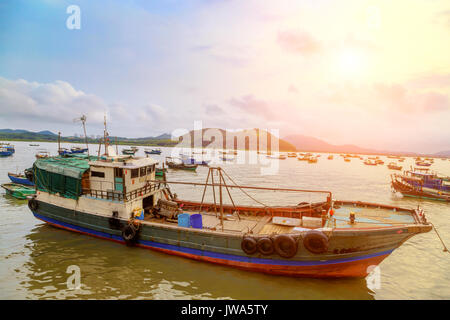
[241, 236, 257, 255]
[303, 230, 329, 254]
[28, 198, 38, 211]
[122, 223, 139, 245]
[257, 237, 274, 255]
[274, 234, 298, 258]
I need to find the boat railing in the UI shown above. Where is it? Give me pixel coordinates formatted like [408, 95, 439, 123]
[82, 182, 163, 202]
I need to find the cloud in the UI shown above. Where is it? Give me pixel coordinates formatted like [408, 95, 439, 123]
[228, 95, 275, 119]
[0, 77, 107, 125]
[277, 30, 321, 55]
[325, 81, 450, 114]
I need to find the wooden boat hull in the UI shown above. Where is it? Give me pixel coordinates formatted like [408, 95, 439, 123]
[2, 183, 35, 199]
[391, 179, 450, 202]
[29, 198, 430, 278]
[8, 173, 34, 186]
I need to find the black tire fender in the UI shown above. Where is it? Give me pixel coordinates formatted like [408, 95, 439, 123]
[241, 236, 257, 255]
[122, 223, 139, 245]
[257, 237, 275, 256]
[303, 230, 329, 254]
[274, 234, 298, 258]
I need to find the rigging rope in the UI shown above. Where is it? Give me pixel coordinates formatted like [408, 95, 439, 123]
[431, 223, 449, 253]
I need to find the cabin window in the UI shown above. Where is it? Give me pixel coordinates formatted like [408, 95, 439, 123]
[114, 167, 123, 178]
[131, 169, 139, 178]
[91, 171, 105, 178]
[140, 167, 146, 177]
[146, 165, 153, 174]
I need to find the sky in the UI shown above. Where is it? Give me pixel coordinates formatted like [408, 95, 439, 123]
[0, 0, 449, 153]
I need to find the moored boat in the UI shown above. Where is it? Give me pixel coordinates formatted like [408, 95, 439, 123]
[166, 157, 198, 171]
[26, 149, 434, 278]
[122, 148, 137, 155]
[8, 171, 34, 186]
[145, 148, 162, 155]
[391, 175, 450, 202]
[0, 147, 13, 157]
[387, 162, 402, 170]
[2, 183, 35, 200]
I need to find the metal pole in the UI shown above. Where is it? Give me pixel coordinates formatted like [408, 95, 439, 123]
[219, 168, 224, 231]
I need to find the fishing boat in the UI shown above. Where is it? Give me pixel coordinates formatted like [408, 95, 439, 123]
[391, 175, 450, 202]
[308, 157, 318, 163]
[0, 147, 13, 157]
[416, 161, 431, 167]
[36, 150, 50, 159]
[29, 144, 40, 146]
[395, 168, 450, 192]
[8, 171, 34, 186]
[364, 160, 377, 166]
[58, 148, 72, 156]
[166, 157, 198, 171]
[327, 155, 333, 160]
[0, 143, 15, 153]
[145, 148, 162, 155]
[297, 156, 310, 161]
[375, 159, 384, 165]
[2, 183, 35, 200]
[155, 167, 167, 177]
[122, 148, 137, 155]
[70, 147, 88, 154]
[26, 144, 434, 278]
[267, 154, 287, 160]
[180, 154, 210, 166]
[344, 158, 351, 162]
[287, 152, 297, 158]
[387, 162, 402, 170]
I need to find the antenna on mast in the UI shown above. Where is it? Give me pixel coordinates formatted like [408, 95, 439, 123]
[73, 115, 90, 159]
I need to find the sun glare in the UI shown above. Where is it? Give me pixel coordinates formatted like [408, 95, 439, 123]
[338, 49, 365, 77]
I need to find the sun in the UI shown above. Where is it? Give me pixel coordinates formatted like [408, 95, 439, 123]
[338, 48, 365, 77]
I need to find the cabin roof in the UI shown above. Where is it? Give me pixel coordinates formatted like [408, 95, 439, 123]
[89, 156, 158, 168]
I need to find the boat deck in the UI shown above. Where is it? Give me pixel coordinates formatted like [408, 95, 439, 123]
[333, 204, 416, 228]
[143, 202, 419, 234]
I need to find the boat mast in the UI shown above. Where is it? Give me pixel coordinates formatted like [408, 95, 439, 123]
[103, 114, 109, 156]
[58, 131, 61, 153]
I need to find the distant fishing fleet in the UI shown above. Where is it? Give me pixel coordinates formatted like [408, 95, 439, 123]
[0, 120, 449, 279]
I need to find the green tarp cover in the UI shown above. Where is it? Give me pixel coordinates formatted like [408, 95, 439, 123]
[33, 155, 99, 199]
[35, 156, 91, 178]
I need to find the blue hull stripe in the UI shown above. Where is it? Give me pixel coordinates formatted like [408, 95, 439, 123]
[33, 212, 394, 267]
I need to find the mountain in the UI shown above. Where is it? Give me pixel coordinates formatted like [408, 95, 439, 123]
[177, 128, 297, 151]
[434, 150, 450, 157]
[283, 134, 419, 156]
[37, 130, 57, 136]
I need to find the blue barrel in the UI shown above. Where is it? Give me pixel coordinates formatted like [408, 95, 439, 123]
[178, 213, 190, 228]
[190, 214, 203, 229]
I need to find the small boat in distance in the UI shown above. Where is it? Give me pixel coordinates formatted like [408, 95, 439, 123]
[327, 155, 333, 160]
[35, 150, 50, 159]
[308, 157, 318, 163]
[387, 162, 402, 170]
[29, 144, 40, 146]
[287, 152, 297, 158]
[0, 147, 13, 157]
[364, 159, 377, 166]
[165, 157, 198, 171]
[70, 147, 88, 154]
[122, 148, 137, 155]
[145, 148, 162, 155]
[416, 161, 431, 167]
